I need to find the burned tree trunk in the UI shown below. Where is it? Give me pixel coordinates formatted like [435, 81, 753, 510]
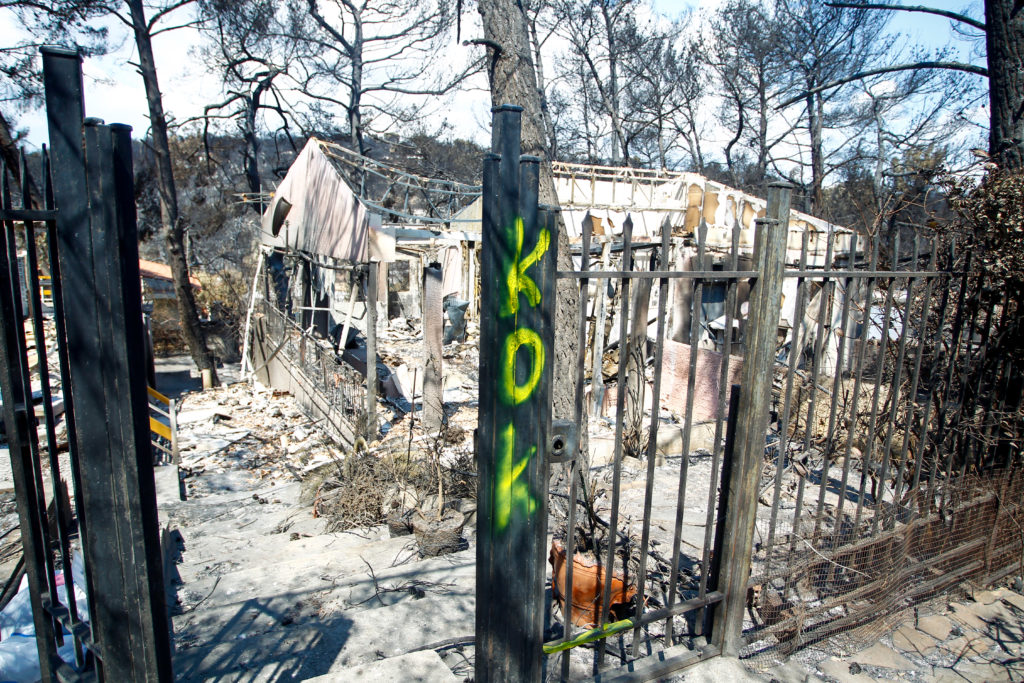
[986, 0, 1024, 169]
[126, 0, 218, 387]
[477, 0, 580, 428]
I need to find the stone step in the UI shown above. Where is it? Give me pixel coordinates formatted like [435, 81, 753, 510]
[304, 650, 459, 682]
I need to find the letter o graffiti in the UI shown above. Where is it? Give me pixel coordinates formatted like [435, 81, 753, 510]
[500, 328, 545, 405]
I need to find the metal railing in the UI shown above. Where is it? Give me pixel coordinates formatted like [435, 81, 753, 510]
[147, 386, 178, 464]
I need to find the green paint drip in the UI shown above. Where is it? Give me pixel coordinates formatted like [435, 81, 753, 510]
[542, 617, 637, 654]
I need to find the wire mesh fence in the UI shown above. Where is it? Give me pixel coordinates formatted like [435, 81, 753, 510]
[740, 226, 1024, 669]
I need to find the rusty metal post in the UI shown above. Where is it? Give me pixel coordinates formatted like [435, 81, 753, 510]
[710, 182, 791, 656]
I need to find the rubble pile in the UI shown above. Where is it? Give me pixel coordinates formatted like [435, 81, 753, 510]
[174, 382, 340, 498]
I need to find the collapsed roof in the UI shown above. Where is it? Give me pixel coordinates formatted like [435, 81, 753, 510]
[451, 161, 855, 264]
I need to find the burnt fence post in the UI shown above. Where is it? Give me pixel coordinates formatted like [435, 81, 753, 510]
[43, 48, 173, 680]
[710, 182, 791, 656]
[422, 262, 444, 430]
[365, 261, 378, 439]
[475, 105, 556, 681]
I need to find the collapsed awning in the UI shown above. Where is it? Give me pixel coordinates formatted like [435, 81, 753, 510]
[260, 139, 394, 262]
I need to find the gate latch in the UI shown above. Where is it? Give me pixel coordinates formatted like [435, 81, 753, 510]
[548, 420, 578, 464]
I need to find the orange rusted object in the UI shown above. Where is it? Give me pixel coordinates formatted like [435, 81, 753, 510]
[549, 538, 637, 628]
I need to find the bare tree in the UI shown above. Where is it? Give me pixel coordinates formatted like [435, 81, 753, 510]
[196, 0, 302, 206]
[0, 0, 219, 385]
[476, 0, 580, 426]
[983, 0, 1023, 168]
[777, 0, 894, 213]
[0, 0, 109, 196]
[699, 0, 797, 186]
[549, 0, 637, 165]
[668, 40, 709, 174]
[813, 0, 1022, 170]
[292, 0, 481, 156]
[522, 0, 559, 157]
[618, 19, 692, 171]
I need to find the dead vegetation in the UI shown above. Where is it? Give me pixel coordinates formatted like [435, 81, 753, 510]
[307, 421, 477, 556]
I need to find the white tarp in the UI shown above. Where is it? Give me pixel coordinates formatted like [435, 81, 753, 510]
[261, 139, 394, 262]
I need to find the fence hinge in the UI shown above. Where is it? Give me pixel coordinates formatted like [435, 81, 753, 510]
[548, 419, 578, 464]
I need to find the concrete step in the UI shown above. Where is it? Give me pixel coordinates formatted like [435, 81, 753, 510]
[305, 650, 459, 682]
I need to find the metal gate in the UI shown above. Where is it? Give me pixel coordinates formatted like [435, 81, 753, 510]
[474, 106, 795, 680]
[0, 48, 171, 680]
[471, 105, 1013, 681]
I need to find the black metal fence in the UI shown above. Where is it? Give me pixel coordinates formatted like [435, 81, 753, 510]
[532, 184, 795, 680]
[0, 47, 172, 681]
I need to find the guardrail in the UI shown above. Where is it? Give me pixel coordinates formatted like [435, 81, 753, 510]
[147, 385, 178, 464]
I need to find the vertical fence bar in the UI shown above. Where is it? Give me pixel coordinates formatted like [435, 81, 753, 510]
[596, 214, 633, 667]
[698, 222, 741, 636]
[812, 235, 858, 542]
[4, 158, 64, 636]
[592, 241, 611, 416]
[710, 182, 791, 656]
[110, 121, 175, 680]
[43, 46, 173, 678]
[897, 237, 929, 499]
[475, 152, 500, 679]
[832, 233, 880, 541]
[788, 226, 837, 561]
[764, 231, 811, 563]
[476, 105, 555, 682]
[559, 211, 592, 681]
[41, 45, 104, 678]
[934, 260, 977, 514]
[871, 235, 922, 532]
[19, 150, 86, 665]
[631, 216, 673, 657]
[42, 142, 96, 646]
[852, 241, 898, 532]
[0, 166, 60, 683]
[665, 220, 707, 646]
